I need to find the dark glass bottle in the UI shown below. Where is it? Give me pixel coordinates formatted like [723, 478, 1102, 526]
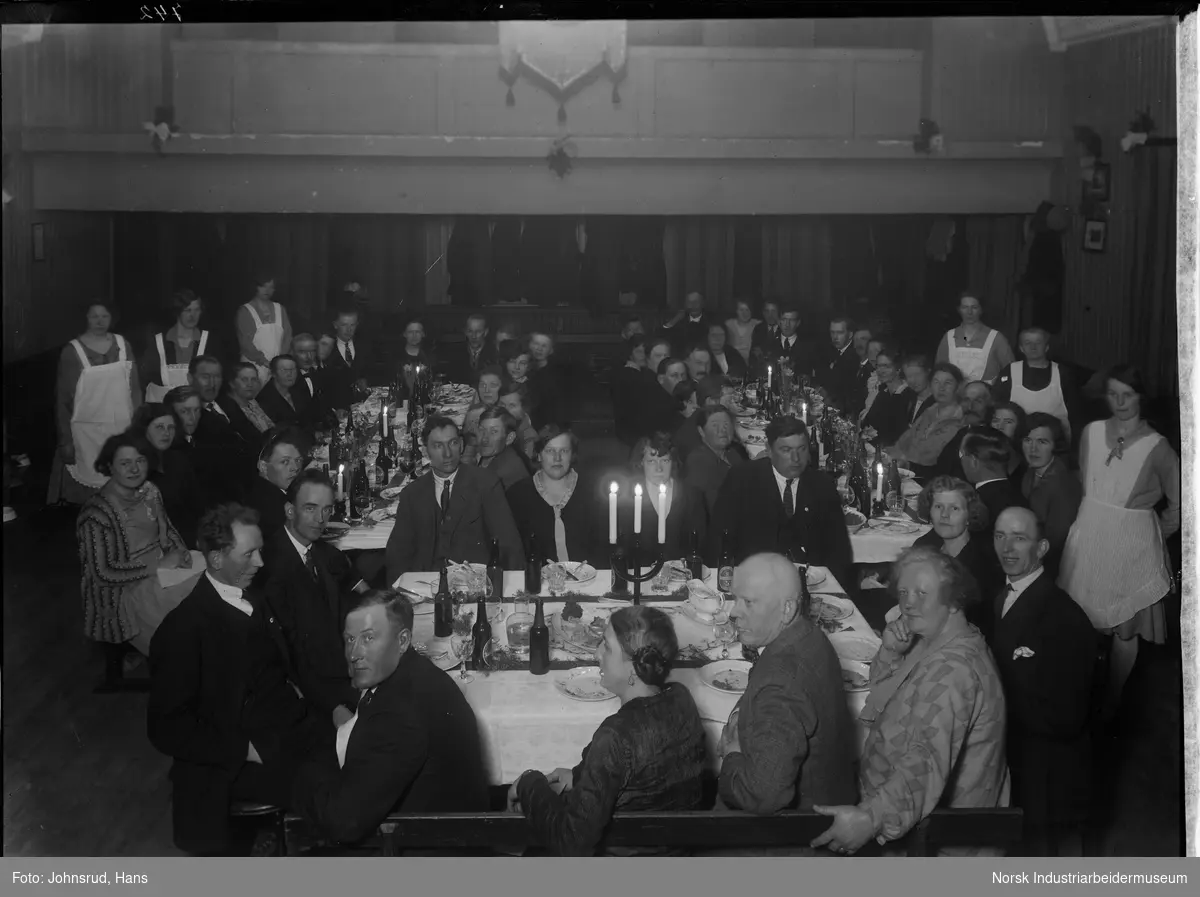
[529, 598, 550, 676]
[799, 563, 813, 618]
[352, 458, 370, 517]
[525, 539, 542, 594]
[849, 448, 872, 517]
[376, 435, 393, 495]
[610, 538, 629, 594]
[433, 562, 453, 638]
[717, 530, 734, 596]
[471, 594, 493, 669]
[488, 538, 504, 601]
[687, 530, 704, 580]
[887, 459, 902, 509]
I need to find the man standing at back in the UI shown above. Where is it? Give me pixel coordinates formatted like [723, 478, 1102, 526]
[293, 589, 488, 849]
[660, 292, 710, 357]
[718, 554, 857, 825]
[447, 314, 496, 386]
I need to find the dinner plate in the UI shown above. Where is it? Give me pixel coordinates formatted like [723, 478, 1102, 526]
[555, 667, 616, 702]
[815, 595, 854, 623]
[840, 659, 871, 693]
[413, 639, 460, 672]
[319, 522, 352, 541]
[743, 432, 768, 446]
[830, 632, 881, 664]
[546, 562, 597, 585]
[868, 520, 920, 536]
[550, 609, 608, 656]
[700, 660, 753, 695]
[379, 485, 405, 500]
[806, 567, 827, 588]
[897, 468, 916, 480]
[368, 506, 396, 523]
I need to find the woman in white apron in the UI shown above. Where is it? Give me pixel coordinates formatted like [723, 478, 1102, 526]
[236, 274, 292, 385]
[1057, 365, 1179, 720]
[995, 327, 1075, 442]
[935, 292, 1015, 385]
[48, 302, 142, 506]
[140, 289, 212, 404]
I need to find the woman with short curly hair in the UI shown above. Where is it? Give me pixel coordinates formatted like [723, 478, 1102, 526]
[509, 606, 706, 855]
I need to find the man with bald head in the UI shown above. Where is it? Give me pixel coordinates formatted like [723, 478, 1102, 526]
[717, 553, 857, 823]
[990, 507, 1096, 856]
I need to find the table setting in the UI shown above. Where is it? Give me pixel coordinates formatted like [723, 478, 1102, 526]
[394, 564, 881, 784]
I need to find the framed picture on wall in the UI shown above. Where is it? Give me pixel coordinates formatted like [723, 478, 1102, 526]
[1082, 219, 1107, 253]
[1087, 162, 1111, 202]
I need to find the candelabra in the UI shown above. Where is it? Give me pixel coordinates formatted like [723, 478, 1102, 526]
[608, 534, 665, 606]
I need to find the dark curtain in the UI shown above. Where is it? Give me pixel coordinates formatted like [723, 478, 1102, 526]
[964, 216, 1025, 357]
[1127, 146, 1178, 398]
[490, 216, 523, 304]
[446, 216, 493, 306]
[520, 217, 582, 307]
[759, 218, 832, 322]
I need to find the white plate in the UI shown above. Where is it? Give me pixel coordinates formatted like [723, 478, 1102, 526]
[743, 432, 768, 446]
[413, 640, 460, 671]
[546, 562, 597, 585]
[806, 567, 827, 587]
[555, 667, 616, 702]
[550, 609, 608, 655]
[867, 520, 920, 535]
[897, 468, 916, 480]
[379, 485, 405, 500]
[700, 660, 753, 695]
[830, 633, 881, 664]
[840, 659, 871, 692]
[678, 601, 730, 627]
[814, 595, 855, 623]
[368, 506, 395, 523]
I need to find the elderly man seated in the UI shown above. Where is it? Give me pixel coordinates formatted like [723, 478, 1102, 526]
[472, 407, 531, 490]
[292, 589, 488, 849]
[148, 504, 322, 856]
[716, 555, 857, 842]
[384, 415, 523, 583]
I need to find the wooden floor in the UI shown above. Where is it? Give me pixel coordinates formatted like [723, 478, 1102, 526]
[2, 435, 1185, 857]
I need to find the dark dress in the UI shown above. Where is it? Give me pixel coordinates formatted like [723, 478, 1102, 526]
[617, 479, 709, 565]
[516, 682, 706, 856]
[862, 385, 912, 448]
[506, 474, 600, 563]
[913, 529, 1004, 641]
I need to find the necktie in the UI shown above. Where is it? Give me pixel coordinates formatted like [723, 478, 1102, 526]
[304, 549, 320, 582]
[1000, 583, 1016, 618]
[302, 372, 314, 395]
[358, 689, 373, 710]
[440, 478, 452, 519]
[207, 402, 226, 420]
[345, 343, 354, 365]
[783, 479, 795, 519]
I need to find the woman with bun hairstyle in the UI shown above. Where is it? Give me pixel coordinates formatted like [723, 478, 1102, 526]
[508, 606, 706, 855]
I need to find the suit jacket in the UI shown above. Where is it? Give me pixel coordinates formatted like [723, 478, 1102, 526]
[990, 571, 1096, 827]
[259, 528, 361, 717]
[216, 394, 270, 448]
[685, 444, 746, 513]
[248, 477, 288, 543]
[862, 386, 912, 448]
[384, 463, 523, 583]
[295, 368, 332, 429]
[507, 474, 600, 563]
[292, 648, 489, 844]
[815, 344, 860, 411]
[255, 379, 305, 430]
[444, 342, 497, 387]
[479, 444, 531, 490]
[712, 459, 853, 587]
[768, 334, 815, 380]
[150, 448, 206, 549]
[903, 392, 937, 430]
[635, 379, 685, 442]
[751, 323, 782, 357]
[975, 477, 1029, 530]
[148, 576, 315, 854]
[673, 411, 705, 463]
[192, 406, 254, 503]
[324, 340, 372, 411]
[659, 315, 712, 357]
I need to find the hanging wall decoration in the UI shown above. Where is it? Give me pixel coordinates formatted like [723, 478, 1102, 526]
[142, 105, 179, 155]
[1121, 111, 1156, 152]
[547, 136, 577, 178]
[499, 21, 627, 125]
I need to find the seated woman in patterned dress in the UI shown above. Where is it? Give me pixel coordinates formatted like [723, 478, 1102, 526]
[509, 606, 707, 856]
[811, 547, 1011, 856]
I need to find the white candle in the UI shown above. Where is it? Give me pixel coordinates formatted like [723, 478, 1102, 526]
[802, 401, 808, 425]
[337, 463, 345, 497]
[633, 484, 643, 535]
[382, 405, 388, 438]
[657, 483, 667, 544]
[875, 462, 885, 502]
[609, 482, 619, 544]
[767, 366, 772, 390]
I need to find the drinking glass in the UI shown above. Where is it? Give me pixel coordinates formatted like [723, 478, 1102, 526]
[451, 634, 474, 683]
[713, 620, 738, 660]
[546, 563, 567, 597]
[887, 494, 905, 516]
[505, 611, 534, 660]
[651, 565, 672, 593]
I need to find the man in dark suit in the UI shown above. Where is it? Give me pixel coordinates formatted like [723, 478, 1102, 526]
[960, 429, 1027, 523]
[255, 354, 306, 430]
[814, 317, 860, 413]
[188, 355, 254, 503]
[385, 416, 523, 583]
[291, 332, 331, 430]
[247, 431, 305, 542]
[635, 358, 689, 442]
[991, 507, 1096, 856]
[706, 323, 749, 381]
[259, 470, 368, 730]
[659, 291, 711, 357]
[772, 307, 814, 380]
[475, 407, 531, 490]
[292, 589, 489, 847]
[712, 417, 852, 588]
[849, 329, 875, 418]
[750, 299, 783, 369]
[323, 306, 371, 412]
[148, 504, 323, 855]
[444, 314, 497, 386]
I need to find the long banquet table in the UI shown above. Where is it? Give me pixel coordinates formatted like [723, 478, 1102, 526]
[395, 566, 879, 786]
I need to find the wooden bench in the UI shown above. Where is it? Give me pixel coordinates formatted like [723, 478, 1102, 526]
[277, 807, 1023, 857]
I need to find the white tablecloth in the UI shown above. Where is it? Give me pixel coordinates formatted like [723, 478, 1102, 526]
[395, 566, 878, 785]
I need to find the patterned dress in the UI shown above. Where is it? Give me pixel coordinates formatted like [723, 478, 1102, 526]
[858, 625, 1011, 856]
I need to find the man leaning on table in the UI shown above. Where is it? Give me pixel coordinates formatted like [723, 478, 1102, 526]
[384, 415, 523, 584]
[712, 554, 858, 854]
[292, 588, 488, 851]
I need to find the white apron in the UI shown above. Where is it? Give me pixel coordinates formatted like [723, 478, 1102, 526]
[145, 330, 209, 404]
[1057, 422, 1171, 629]
[1009, 362, 1070, 440]
[67, 336, 134, 488]
[242, 302, 284, 384]
[945, 328, 997, 384]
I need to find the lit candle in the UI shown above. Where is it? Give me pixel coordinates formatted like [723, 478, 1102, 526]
[875, 462, 885, 502]
[801, 401, 808, 425]
[381, 405, 388, 438]
[767, 366, 772, 390]
[633, 484, 643, 535]
[658, 483, 667, 544]
[337, 463, 345, 497]
[609, 482, 619, 544]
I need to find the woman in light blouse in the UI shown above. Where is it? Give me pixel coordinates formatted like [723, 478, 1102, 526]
[725, 299, 761, 365]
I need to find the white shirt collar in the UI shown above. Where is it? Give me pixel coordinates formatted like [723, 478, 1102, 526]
[771, 464, 798, 502]
[1001, 567, 1044, 618]
[433, 468, 458, 487]
[284, 526, 312, 564]
[688, 314, 704, 322]
[974, 477, 1008, 489]
[205, 572, 254, 617]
